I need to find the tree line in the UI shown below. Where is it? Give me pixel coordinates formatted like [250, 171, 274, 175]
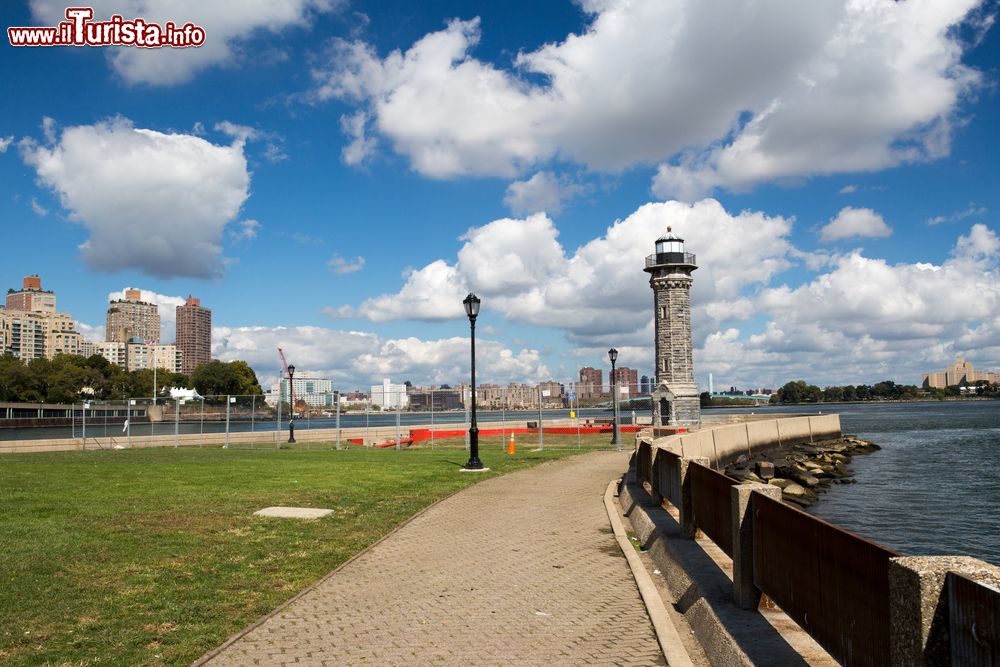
[0, 353, 263, 403]
[768, 379, 999, 404]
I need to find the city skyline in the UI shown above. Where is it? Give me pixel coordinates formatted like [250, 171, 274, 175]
[2, 1, 999, 391]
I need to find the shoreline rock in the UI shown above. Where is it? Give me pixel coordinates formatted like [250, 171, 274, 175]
[724, 435, 880, 508]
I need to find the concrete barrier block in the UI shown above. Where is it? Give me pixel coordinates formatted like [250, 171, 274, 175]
[731, 484, 782, 609]
[889, 555, 1000, 667]
[712, 424, 749, 464]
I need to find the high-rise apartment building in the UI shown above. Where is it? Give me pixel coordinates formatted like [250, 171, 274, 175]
[612, 367, 639, 398]
[0, 275, 84, 360]
[5, 275, 56, 313]
[578, 367, 604, 399]
[175, 295, 212, 375]
[106, 289, 160, 344]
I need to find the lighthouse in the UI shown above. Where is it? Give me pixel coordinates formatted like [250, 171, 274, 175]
[644, 228, 701, 426]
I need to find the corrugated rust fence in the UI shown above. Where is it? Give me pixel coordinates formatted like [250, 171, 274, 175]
[949, 572, 1000, 666]
[689, 462, 737, 557]
[752, 491, 900, 666]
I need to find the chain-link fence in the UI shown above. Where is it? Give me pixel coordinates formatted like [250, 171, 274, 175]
[0, 380, 660, 452]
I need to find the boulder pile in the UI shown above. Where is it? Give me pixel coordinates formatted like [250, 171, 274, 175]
[724, 436, 880, 508]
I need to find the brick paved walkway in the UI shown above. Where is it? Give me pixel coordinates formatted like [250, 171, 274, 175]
[200, 450, 665, 666]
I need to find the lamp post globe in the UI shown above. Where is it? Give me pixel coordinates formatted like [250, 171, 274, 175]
[287, 364, 296, 444]
[462, 293, 485, 471]
[608, 348, 620, 448]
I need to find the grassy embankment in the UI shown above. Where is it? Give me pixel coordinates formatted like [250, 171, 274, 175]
[0, 435, 612, 666]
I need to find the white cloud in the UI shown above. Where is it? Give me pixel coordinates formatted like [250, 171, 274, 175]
[714, 224, 1000, 386]
[819, 206, 892, 242]
[212, 325, 549, 389]
[504, 171, 585, 216]
[214, 121, 258, 143]
[20, 117, 249, 279]
[340, 111, 376, 166]
[230, 219, 260, 241]
[29, 0, 340, 86]
[927, 204, 988, 226]
[0, 135, 13, 153]
[30, 197, 48, 217]
[838, 184, 858, 194]
[106, 288, 187, 343]
[352, 201, 793, 344]
[316, 0, 983, 195]
[327, 254, 365, 274]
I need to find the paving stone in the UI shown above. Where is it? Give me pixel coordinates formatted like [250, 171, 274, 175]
[203, 451, 664, 666]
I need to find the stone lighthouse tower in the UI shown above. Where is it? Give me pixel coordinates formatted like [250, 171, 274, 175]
[644, 228, 701, 426]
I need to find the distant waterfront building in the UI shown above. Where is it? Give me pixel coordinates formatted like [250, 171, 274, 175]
[176, 295, 212, 375]
[106, 289, 160, 344]
[640, 375, 651, 395]
[578, 367, 603, 399]
[272, 376, 336, 407]
[409, 386, 463, 411]
[612, 367, 639, 398]
[0, 275, 84, 360]
[645, 227, 701, 425]
[371, 378, 408, 409]
[921, 356, 1000, 389]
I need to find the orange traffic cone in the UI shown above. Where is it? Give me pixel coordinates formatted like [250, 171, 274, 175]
[507, 433, 516, 455]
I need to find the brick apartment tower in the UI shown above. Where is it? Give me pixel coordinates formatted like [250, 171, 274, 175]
[644, 228, 701, 426]
[578, 366, 603, 399]
[106, 289, 160, 343]
[176, 295, 212, 375]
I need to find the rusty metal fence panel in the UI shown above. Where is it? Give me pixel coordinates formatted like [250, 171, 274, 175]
[752, 492, 900, 666]
[689, 462, 737, 557]
[657, 450, 681, 508]
[949, 572, 1000, 666]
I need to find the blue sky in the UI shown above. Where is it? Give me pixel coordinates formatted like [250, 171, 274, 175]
[2, 0, 999, 391]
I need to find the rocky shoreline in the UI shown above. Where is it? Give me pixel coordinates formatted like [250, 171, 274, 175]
[724, 435, 881, 507]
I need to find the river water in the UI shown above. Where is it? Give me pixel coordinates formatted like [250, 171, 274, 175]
[716, 401, 1000, 565]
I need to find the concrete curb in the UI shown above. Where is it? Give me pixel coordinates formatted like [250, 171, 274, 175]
[604, 479, 695, 667]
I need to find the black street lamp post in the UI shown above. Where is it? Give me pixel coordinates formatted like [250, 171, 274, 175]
[462, 293, 485, 471]
[609, 348, 620, 449]
[287, 364, 296, 444]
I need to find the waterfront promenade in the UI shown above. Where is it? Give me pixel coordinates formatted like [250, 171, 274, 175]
[196, 450, 667, 666]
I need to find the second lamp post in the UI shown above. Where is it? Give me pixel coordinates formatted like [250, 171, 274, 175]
[287, 364, 296, 444]
[609, 348, 621, 449]
[462, 293, 485, 471]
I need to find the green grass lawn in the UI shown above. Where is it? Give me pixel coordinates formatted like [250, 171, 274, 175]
[0, 438, 610, 666]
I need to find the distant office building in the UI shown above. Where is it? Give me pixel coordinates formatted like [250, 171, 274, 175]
[922, 356, 1000, 389]
[578, 367, 604, 399]
[106, 289, 160, 344]
[640, 375, 651, 395]
[176, 295, 212, 375]
[371, 378, 408, 409]
[0, 275, 84, 360]
[6, 275, 56, 313]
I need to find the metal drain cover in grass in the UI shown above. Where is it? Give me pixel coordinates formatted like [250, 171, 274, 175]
[254, 507, 334, 519]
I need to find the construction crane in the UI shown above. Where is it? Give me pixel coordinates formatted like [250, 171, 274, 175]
[278, 347, 295, 415]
